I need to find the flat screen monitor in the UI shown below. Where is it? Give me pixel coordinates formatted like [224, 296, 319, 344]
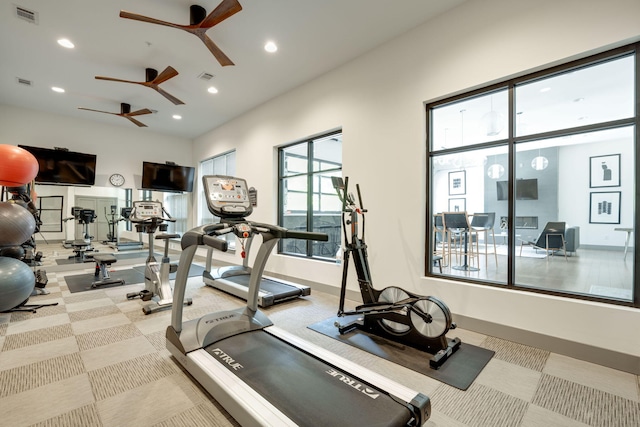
[141, 161, 195, 193]
[497, 179, 538, 200]
[18, 145, 96, 186]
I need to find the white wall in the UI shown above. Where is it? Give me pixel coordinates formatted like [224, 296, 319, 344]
[0, 104, 193, 240]
[193, 0, 640, 360]
[0, 105, 193, 189]
[559, 138, 635, 247]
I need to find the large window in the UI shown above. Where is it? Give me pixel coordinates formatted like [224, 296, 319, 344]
[278, 131, 342, 260]
[427, 44, 639, 307]
[163, 192, 189, 234]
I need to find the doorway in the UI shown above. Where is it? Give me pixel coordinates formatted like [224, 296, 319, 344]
[75, 196, 118, 242]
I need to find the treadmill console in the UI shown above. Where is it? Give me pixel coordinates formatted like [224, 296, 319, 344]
[130, 200, 163, 221]
[203, 175, 252, 218]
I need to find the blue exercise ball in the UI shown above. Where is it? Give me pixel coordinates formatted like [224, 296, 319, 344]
[0, 246, 25, 259]
[0, 256, 35, 312]
[0, 202, 36, 246]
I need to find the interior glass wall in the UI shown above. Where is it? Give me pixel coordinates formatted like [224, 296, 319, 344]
[427, 44, 638, 306]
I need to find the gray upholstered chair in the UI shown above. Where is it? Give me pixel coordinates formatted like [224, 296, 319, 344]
[565, 226, 580, 255]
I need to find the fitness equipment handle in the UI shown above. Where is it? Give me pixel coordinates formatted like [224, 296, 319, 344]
[284, 230, 329, 241]
[203, 234, 229, 252]
[243, 221, 328, 241]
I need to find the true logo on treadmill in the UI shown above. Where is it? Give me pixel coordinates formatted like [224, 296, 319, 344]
[210, 348, 243, 371]
[205, 313, 238, 324]
[325, 368, 380, 399]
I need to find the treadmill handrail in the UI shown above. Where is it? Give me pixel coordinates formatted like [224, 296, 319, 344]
[247, 220, 329, 242]
[180, 223, 230, 250]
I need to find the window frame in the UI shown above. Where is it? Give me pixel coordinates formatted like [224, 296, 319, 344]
[278, 130, 342, 260]
[425, 42, 640, 308]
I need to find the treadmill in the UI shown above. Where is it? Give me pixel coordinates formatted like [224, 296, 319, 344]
[108, 207, 144, 251]
[167, 175, 431, 427]
[203, 234, 311, 307]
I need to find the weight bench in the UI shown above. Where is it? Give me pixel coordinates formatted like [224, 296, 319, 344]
[69, 240, 94, 263]
[91, 253, 125, 288]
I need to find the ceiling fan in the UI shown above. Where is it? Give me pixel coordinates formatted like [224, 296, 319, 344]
[95, 67, 184, 105]
[78, 103, 153, 127]
[120, 0, 243, 67]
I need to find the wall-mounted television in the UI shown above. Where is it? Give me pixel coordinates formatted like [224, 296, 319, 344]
[18, 145, 96, 186]
[496, 178, 538, 200]
[141, 161, 195, 193]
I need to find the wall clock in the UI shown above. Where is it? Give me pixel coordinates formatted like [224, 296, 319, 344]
[109, 173, 125, 187]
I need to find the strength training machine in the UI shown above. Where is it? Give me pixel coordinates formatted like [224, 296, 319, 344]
[166, 175, 431, 427]
[126, 200, 191, 315]
[332, 177, 461, 369]
[68, 208, 98, 263]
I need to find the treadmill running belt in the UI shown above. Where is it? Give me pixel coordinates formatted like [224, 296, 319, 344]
[228, 275, 302, 299]
[205, 330, 413, 427]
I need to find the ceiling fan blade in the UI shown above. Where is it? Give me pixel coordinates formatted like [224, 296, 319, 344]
[153, 66, 179, 85]
[200, 0, 243, 28]
[95, 76, 141, 85]
[125, 116, 148, 127]
[203, 35, 234, 66]
[78, 107, 117, 116]
[127, 108, 153, 117]
[119, 10, 185, 31]
[155, 87, 185, 105]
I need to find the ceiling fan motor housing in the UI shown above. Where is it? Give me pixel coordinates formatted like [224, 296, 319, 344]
[145, 68, 158, 82]
[190, 5, 207, 25]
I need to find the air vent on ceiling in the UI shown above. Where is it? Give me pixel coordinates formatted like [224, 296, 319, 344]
[16, 77, 33, 87]
[198, 72, 215, 81]
[15, 5, 39, 24]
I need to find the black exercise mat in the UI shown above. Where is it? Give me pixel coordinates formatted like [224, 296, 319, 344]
[308, 315, 494, 390]
[114, 251, 155, 260]
[132, 263, 205, 280]
[55, 256, 97, 265]
[64, 269, 144, 293]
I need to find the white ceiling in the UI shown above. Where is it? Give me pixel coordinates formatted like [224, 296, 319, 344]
[0, 0, 467, 139]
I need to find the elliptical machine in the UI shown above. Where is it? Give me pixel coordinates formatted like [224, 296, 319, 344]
[126, 200, 192, 315]
[333, 177, 461, 369]
[103, 205, 120, 244]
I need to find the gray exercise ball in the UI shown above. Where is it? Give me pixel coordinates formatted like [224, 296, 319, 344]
[0, 202, 36, 246]
[0, 256, 35, 312]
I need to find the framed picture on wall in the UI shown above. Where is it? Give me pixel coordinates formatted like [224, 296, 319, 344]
[448, 198, 466, 212]
[448, 170, 466, 195]
[589, 191, 621, 224]
[590, 154, 620, 188]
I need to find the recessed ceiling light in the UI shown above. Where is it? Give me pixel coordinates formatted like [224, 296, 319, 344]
[57, 38, 74, 48]
[264, 41, 277, 53]
[51, 86, 65, 93]
[207, 86, 218, 94]
[172, 114, 182, 120]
